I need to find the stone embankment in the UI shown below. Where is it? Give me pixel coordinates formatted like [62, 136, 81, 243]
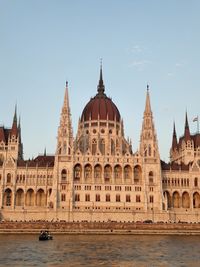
[1, 221, 200, 235]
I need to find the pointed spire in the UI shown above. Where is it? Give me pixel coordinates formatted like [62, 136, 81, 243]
[184, 111, 191, 141]
[172, 121, 178, 150]
[11, 104, 18, 136]
[44, 147, 46, 156]
[144, 84, 152, 114]
[13, 104, 17, 123]
[63, 81, 70, 112]
[97, 59, 105, 95]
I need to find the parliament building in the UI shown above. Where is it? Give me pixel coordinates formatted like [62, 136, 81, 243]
[0, 67, 200, 223]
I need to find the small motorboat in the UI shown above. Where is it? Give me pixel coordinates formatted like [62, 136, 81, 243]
[39, 231, 53, 241]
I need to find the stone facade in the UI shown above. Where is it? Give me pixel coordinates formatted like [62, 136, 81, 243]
[0, 67, 200, 223]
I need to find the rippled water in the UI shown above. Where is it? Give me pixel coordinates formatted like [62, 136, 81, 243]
[0, 234, 200, 266]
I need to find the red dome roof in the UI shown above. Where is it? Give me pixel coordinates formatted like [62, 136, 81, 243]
[81, 94, 121, 122]
[81, 66, 121, 123]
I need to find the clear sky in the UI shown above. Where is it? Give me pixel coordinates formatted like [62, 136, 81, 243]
[0, 0, 200, 161]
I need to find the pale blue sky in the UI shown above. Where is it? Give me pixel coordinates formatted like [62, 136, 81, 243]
[0, 0, 200, 161]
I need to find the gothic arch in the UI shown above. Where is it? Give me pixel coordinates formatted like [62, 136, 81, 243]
[149, 171, 154, 184]
[104, 164, 112, 183]
[182, 191, 190, 208]
[94, 164, 102, 181]
[6, 173, 11, 183]
[124, 165, 132, 182]
[114, 164, 122, 180]
[84, 164, 92, 181]
[193, 192, 200, 208]
[61, 169, 67, 181]
[134, 165, 142, 184]
[36, 189, 46, 207]
[16, 188, 24, 206]
[4, 188, 12, 206]
[74, 163, 82, 181]
[26, 188, 35, 206]
[172, 191, 180, 208]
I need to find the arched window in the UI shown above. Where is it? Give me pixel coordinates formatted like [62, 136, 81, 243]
[111, 139, 115, 155]
[149, 171, 154, 184]
[126, 195, 131, 202]
[84, 164, 92, 180]
[194, 177, 198, 187]
[116, 194, 121, 202]
[94, 164, 102, 180]
[150, 195, 154, 203]
[74, 164, 82, 181]
[7, 173, 11, 183]
[96, 194, 100, 202]
[106, 194, 110, 202]
[148, 145, 151, 156]
[85, 194, 90, 202]
[100, 138, 105, 155]
[134, 165, 142, 184]
[61, 169, 67, 181]
[4, 188, 12, 206]
[92, 139, 97, 155]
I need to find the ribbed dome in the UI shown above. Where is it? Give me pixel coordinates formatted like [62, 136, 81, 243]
[81, 66, 121, 123]
[81, 94, 121, 122]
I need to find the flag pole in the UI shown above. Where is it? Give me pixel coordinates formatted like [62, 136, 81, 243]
[198, 116, 199, 134]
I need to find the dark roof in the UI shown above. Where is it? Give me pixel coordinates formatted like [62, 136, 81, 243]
[81, 94, 121, 122]
[17, 155, 54, 168]
[0, 127, 11, 144]
[161, 160, 189, 171]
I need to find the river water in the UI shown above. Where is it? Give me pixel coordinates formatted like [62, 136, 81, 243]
[0, 234, 200, 266]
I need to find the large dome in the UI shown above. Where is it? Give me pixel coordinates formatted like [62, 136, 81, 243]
[81, 67, 121, 123]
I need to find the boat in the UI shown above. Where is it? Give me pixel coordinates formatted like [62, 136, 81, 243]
[39, 231, 53, 241]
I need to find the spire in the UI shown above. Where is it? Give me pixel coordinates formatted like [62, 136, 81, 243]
[140, 86, 159, 159]
[18, 115, 23, 159]
[11, 104, 18, 136]
[144, 84, 152, 115]
[97, 59, 105, 95]
[56, 82, 73, 156]
[184, 111, 191, 141]
[172, 121, 178, 150]
[63, 81, 70, 113]
[44, 147, 46, 156]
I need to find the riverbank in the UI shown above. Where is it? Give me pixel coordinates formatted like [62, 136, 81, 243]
[1, 221, 200, 235]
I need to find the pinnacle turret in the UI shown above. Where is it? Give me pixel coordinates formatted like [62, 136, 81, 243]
[56, 82, 73, 156]
[140, 86, 159, 158]
[184, 111, 191, 141]
[11, 105, 18, 136]
[172, 121, 178, 150]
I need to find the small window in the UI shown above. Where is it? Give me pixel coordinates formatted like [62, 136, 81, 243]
[136, 195, 141, 203]
[7, 173, 11, 183]
[106, 194, 110, 202]
[85, 194, 90, 202]
[61, 194, 66, 202]
[150, 195, 154, 203]
[116, 194, 121, 202]
[96, 194, 100, 202]
[126, 195, 131, 202]
[75, 194, 80, 202]
[61, 169, 67, 181]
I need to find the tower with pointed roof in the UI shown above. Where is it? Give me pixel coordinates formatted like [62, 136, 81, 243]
[139, 86, 163, 211]
[51, 82, 74, 211]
